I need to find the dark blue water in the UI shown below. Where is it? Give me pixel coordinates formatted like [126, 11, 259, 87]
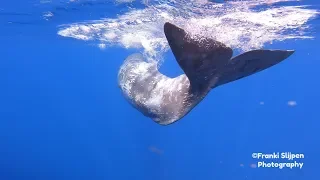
[1, 0, 319, 180]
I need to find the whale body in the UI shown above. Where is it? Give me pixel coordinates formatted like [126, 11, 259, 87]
[118, 22, 294, 126]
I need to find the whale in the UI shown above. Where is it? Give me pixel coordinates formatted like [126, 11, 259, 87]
[118, 22, 294, 126]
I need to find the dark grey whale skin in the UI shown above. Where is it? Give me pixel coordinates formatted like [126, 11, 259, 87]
[118, 22, 295, 126]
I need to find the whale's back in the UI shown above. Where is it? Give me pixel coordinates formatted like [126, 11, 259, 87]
[118, 53, 194, 125]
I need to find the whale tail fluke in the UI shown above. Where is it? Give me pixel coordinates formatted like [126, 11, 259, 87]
[164, 22, 233, 90]
[217, 49, 295, 86]
[163, 22, 295, 89]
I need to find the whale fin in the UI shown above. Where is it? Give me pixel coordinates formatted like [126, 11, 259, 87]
[218, 49, 295, 86]
[164, 22, 233, 89]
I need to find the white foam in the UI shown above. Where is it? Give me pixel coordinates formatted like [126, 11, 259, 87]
[57, 0, 319, 63]
[43, 11, 54, 21]
[116, 0, 136, 3]
[98, 43, 106, 49]
[287, 100, 297, 106]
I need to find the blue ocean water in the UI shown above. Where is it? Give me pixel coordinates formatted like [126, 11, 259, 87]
[0, 0, 319, 180]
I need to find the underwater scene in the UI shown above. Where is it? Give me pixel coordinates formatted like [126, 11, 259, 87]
[1, 0, 320, 179]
